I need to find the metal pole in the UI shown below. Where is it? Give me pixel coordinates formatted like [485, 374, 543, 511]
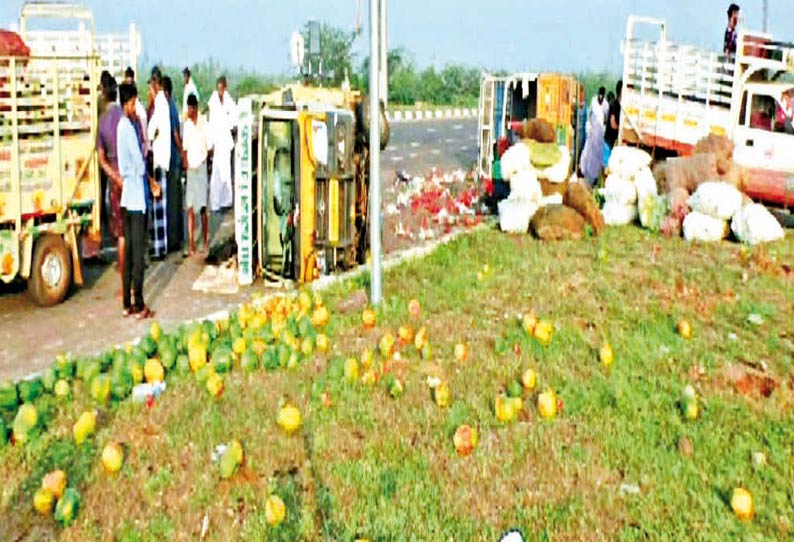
[762, 0, 768, 33]
[369, 0, 382, 305]
[379, 0, 388, 107]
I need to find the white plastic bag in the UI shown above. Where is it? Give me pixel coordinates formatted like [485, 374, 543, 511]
[508, 169, 542, 203]
[731, 203, 785, 245]
[634, 167, 659, 228]
[498, 199, 538, 233]
[536, 146, 571, 184]
[603, 175, 638, 205]
[602, 202, 638, 226]
[607, 146, 651, 178]
[500, 143, 532, 180]
[683, 211, 728, 242]
[687, 182, 743, 220]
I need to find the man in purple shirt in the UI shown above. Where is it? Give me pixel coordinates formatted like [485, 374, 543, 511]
[97, 74, 125, 294]
[724, 4, 740, 60]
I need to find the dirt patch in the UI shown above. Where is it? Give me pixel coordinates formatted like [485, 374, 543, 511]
[717, 363, 779, 399]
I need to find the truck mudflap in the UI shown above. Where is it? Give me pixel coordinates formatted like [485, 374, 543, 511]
[743, 168, 794, 208]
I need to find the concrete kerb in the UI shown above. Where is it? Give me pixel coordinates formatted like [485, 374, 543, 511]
[387, 107, 477, 124]
[14, 223, 488, 385]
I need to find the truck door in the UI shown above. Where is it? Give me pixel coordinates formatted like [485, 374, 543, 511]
[734, 91, 794, 206]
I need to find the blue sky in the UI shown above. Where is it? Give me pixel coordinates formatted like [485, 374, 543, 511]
[3, 1, 792, 75]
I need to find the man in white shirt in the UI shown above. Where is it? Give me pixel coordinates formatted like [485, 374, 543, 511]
[146, 68, 171, 259]
[182, 94, 211, 256]
[208, 75, 237, 212]
[182, 67, 199, 118]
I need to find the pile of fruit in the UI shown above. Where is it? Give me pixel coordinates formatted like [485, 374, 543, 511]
[0, 290, 332, 528]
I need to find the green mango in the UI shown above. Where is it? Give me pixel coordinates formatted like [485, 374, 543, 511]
[212, 347, 234, 374]
[54, 354, 76, 381]
[41, 368, 57, 393]
[90, 374, 112, 404]
[240, 350, 259, 373]
[219, 445, 241, 479]
[195, 364, 212, 385]
[160, 343, 177, 370]
[263, 349, 279, 371]
[81, 359, 101, 385]
[140, 336, 156, 357]
[0, 380, 19, 410]
[176, 354, 190, 374]
[0, 417, 7, 446]
[507, 380, 524, 399]
[110, 368, 133, 401]
[54, 488, 80, 526]
[98, 351, 114, 372]
[13, 403, 38, 444]
[17, 378, 43, 403]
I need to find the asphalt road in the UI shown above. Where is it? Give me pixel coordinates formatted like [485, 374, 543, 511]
[0, 117, 479, 379]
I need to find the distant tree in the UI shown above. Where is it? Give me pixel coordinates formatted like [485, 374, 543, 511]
[302, 22, 358, 86]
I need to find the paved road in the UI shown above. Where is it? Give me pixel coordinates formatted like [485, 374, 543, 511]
[0, 117, 478, 380]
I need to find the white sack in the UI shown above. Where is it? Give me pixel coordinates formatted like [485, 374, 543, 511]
[683, 211, 729, 242]
[687, 181, 743, 220]
[731, 203, 785, 245]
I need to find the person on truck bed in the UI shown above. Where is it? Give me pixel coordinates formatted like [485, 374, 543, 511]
[724, 4, 740, 60]
[117, 82, 155, 320]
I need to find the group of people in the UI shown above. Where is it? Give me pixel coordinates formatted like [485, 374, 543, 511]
[579, 80, 622, 187]
[96, 66, 239, 318]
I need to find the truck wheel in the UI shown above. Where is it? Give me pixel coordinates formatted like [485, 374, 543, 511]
[28, 234, 72, 307]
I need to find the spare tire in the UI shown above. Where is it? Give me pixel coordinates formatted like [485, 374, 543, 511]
[356, 97, 390, 150]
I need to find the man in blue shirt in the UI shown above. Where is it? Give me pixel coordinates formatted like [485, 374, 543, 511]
[163, 76, 184, 253]
[117, 82, 155, 319]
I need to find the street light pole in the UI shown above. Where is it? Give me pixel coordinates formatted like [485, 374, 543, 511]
[369, 0, 383, 305]
[379, 0, 388, 107]
[762, 0, 768, 32]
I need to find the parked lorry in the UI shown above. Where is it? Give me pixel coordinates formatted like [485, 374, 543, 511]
[477, 72, 584, 181]
[619, 16, 794, 207]
[0, 2, 140, 305]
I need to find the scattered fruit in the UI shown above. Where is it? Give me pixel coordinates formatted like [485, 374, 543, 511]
[521, 313, 538, 336]
[206, 372, 225, 398]
[388, 377, 404, 398]
[54, 487, 80, 527]
[453, 424, 478, 456]
[13, 403, 38, 444]
[681, 384, 699, 420]
[73, 410, 97, 445]
[362, 308, 377, 329]
[150, 321, 162, 343]
[538, 389, 557, 419]
[144, 358, 164, 384]
[731, 487, 754, 521]
[344, 358, 359, 382]
[101, 442, 124, 474]
[533, 321, 554, 346]
[277, 404, 302, 435]
[521, 368, 537, 391]
[433, 382, 451, 408]
[311, 305, 330, 328]
[408, 299, 421, 320]
[33, 488, 54, 515]
[316, 333, 329, 353]
[454, 342, 468, 363]
[678, 320, 692, 340]
[600, 342, 614, 369]
[495, 394, 517, 423]
[397, 325, 414, 344]
[506, 380, 524, 399]
[265, 494, 286, 526]
[379, 333, 396, 359]
[360, 348, 375, 369]
[42, 470, 66, 499]
[414, 327, 428, 351]
[219, 440, 244, 479]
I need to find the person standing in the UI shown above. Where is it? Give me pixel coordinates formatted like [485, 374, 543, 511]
[605, 80, 623, 150]
[724, 4, 740, 60]
[147, 68, 171, 260]
[182, 94, 211, 256]
[97, 76, 125, 296]
[124, 67, 149, 156]
[117, 83, 154, 319]
[580, 86, 608, 187]
[208, 75, 237, 213]
[163, 76, 184, 253]
[182, 67, 199, 118]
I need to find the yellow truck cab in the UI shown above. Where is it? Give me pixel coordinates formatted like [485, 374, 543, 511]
[0, 2, 140, 305]
[620, 16, 794, 207]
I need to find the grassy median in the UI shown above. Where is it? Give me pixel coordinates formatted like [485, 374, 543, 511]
[1, 226, 793, 541]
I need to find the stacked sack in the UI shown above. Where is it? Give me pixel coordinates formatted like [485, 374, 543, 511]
[598, 146, 655, 226]
[497, 141, 542, 233]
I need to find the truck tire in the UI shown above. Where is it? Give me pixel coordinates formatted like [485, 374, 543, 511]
[356, 98, 390, 150]
[28, 234, 72, 307]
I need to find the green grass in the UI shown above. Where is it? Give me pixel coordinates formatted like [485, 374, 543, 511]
[1, 227, 794, 541]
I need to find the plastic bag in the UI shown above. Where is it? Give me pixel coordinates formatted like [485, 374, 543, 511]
[508, 169, 542, 203]
[498, 199, 538, 233]
[731, 203, 785, 245]
[603, 175, 637, 205]
[500, 143, 532, 180]
[537, 146, 571, 184]
[682, 211, 728, 242]
[607, 146, 651, 178]
[602, 202, 638, 226]
[639, 194, 669, 231]
[687, 181, 743, 220]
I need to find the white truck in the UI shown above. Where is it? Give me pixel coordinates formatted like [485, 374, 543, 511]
[619, 16, 794, 207]
[0, 2, 140, 306]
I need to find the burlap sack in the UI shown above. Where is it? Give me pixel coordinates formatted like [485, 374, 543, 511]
[531, 204, 586, 241]
[522, 118, 556, 143]
[564, 181, 605, 235]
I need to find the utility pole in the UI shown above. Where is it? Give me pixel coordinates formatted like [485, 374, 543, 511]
[762, 0, 768, 33]
[379, 0, 388, 107]
[369, 0, 382, 305]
